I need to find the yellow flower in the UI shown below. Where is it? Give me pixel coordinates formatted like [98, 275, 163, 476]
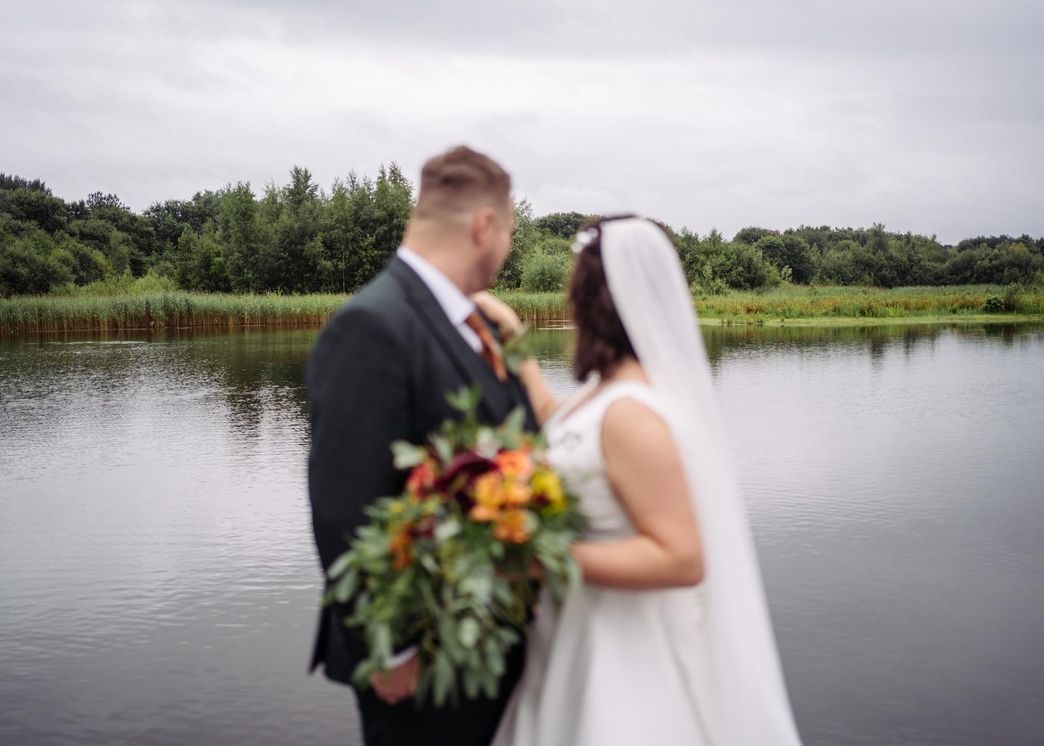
[504, 479, 533, 507]
[531, 469, 565, 512]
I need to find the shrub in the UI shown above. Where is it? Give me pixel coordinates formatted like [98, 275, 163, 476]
[982, 295, 1004, 313]
[521, 252, 571, 292]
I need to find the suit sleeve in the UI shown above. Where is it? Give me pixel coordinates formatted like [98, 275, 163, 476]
[307, 307, 412, 572]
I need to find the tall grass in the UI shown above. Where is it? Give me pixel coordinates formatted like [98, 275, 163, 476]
[2, 285, 1041, 336]
[493, 292, 568, 324]
[0, 292, 347, 335]
[692, 285, 1044, 323]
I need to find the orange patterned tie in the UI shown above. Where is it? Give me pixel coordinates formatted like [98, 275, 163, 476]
[464, 311, 508, 383]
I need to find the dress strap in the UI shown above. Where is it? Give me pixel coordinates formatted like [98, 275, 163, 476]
[597, 381, 668, 421]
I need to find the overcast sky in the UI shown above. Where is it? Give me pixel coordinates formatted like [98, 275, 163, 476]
[3, 0, 1042, 243]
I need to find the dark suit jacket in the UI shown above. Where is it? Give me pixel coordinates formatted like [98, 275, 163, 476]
[306, 256, 537, 746]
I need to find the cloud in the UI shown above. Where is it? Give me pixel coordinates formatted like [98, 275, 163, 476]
[2, 0, 1042, 243]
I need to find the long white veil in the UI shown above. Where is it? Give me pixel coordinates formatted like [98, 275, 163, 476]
[598, 218, 803, 745]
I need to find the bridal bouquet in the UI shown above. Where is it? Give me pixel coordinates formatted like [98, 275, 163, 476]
[325, 388, 586, 706]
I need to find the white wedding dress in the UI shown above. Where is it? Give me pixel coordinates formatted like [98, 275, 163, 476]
[493, 217, 802, 746]
[493, 378, 719, 746]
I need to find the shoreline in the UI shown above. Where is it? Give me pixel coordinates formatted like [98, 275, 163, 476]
[1, 288, 1042, 336]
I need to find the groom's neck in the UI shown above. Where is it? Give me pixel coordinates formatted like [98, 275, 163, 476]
[403, 228, 479, 295]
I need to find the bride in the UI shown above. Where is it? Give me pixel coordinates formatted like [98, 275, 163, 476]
[475, 216, 803, 745]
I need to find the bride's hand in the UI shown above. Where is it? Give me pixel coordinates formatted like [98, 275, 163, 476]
[472, 292, 523, 340]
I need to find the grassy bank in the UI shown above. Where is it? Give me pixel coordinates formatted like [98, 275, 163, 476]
[1, 285, 1042, 335]
[0, 292, 343, 335]
[496, 285, 1044, 325]
[691, 285, 1044, 324]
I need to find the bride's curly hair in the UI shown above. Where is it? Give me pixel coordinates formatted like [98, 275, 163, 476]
[569, 215, 639, 381]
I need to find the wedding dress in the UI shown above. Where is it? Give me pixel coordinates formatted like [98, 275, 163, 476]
[493, 378, 718, 745]
[494, 217, 803, 746]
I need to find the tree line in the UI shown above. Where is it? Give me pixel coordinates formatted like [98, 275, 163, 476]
[1, 169, 1042, 298]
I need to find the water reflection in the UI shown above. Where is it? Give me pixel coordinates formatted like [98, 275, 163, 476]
[1, 322, 1042, 746]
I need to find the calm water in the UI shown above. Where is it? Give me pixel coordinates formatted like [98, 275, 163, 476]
[1, 322, 1042, 745]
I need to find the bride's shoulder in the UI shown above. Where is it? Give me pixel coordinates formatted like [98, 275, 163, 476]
[600, 382, 670, 437]
[600, 388, 680, 472]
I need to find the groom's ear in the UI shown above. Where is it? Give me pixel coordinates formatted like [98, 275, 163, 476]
[470, 206, 497, 248]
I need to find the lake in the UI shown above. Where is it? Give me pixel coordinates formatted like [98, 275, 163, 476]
[1, 322, 1042, 745]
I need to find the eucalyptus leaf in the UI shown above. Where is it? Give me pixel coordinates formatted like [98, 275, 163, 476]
[326, 551, 354, 580]
[458, 617, 480, 649]
[463, 669, 480, 699]
[373, 623, 393, 661]
[431, 435, 453, 466]
[501, 406, 526, 437]
[433, 652, 455, 707]
[434, 518, 461, 542]
[332, 569, 358, 604]
[391, 441, 427, 469]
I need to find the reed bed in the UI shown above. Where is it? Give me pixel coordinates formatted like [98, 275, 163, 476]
[2, 286, 1041, 336]
[492, 292, 569, 324]
[0, 293, 347, 335]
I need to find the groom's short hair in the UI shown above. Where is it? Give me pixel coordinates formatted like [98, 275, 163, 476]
[414, 146, 512, 220]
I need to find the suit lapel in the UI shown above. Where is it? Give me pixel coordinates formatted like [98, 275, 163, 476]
[387, 258, 513, 422]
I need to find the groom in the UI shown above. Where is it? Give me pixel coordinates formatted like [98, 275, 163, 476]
[306, 146, 537, 746]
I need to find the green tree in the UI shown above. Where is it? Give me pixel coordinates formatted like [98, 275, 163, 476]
[0, 188, 68, 233]
[535, 211, 591, 239]
[757, 234, 814, 284]
[0, 231, 74, 296]
[174, 227, 230, 292]
[733, 226, 778, 245]
[497, 198, 538, 289]
[217, 183, 266, 292]
[719, 242, 781, 290]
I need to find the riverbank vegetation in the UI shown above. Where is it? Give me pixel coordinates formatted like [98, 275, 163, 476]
[3, 279, 1041, 335]
[2, 169, 1043, 304]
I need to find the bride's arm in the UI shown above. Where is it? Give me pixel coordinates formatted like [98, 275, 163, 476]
[571, 399, 704, 589]
[515, 358, 558, 426]
[472, 292, 559, 425]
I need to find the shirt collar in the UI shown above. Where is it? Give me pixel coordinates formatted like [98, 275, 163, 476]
[396, 246, 475, 326]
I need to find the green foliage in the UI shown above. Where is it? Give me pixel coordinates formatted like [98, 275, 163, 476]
[520, 251, 571, 292]
[0, 188, 68, 233]
[496, 199, 538, 290]
[3, 168, 1044, 300]
[757, 234, 814, 284]
[733, 226, 779, 245]
[534, 211, 592, 239]
[174, 228, 231, 293]
[0, 290, 344, 334]
[326, 390, 586, 706]
[0, 232, 73, 296]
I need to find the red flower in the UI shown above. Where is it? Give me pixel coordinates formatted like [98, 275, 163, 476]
[406, 460, 437, 500]
[435, 451, 496, 508]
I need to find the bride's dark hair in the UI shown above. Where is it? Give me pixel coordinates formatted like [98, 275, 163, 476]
[568, 215, 639, 381]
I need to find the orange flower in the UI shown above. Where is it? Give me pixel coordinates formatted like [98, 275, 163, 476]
[474, 472, 505, 508]
[494, 509, 532, 544]
[406, 460, 437, 500]
[469, 503, 501, 522]
[503, 480, 533, 507]
[494, 449, 533, 480]
[389, 526, 413, 570]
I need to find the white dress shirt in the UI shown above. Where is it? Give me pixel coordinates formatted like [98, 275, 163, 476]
[396, 246, 482, 353]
